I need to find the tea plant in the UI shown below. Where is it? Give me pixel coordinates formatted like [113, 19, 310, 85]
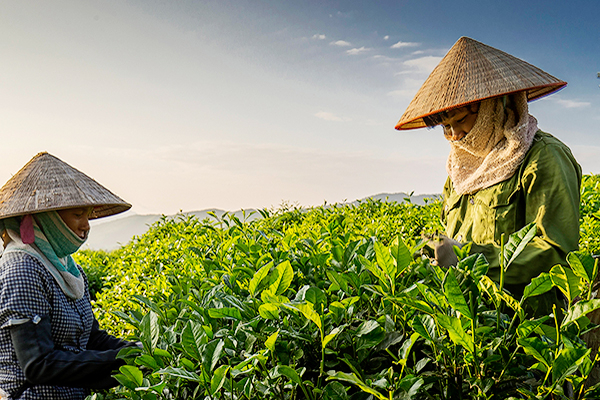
[75, 175, 600, 399]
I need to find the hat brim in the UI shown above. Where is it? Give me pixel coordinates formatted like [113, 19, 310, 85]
[394, 37, 567, 131]
[0, 152, 132, 220]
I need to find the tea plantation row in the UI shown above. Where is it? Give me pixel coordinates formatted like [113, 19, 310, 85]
[75, 174, 600, 400]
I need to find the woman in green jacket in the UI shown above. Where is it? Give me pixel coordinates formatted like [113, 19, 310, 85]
[395, 37, 582, 314]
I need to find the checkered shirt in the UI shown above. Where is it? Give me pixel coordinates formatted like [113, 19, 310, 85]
[0, 251, 94, 399]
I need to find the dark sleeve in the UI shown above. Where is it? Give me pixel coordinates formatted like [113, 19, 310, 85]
[9, 315, 124, 389]
[88, 317, 135, 351]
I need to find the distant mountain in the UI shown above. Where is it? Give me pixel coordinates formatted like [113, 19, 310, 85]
[83, 209, 259, 251]
[82, 193, 440, 251]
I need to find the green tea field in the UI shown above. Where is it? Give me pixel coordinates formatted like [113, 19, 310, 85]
[76, 174, 600, 400]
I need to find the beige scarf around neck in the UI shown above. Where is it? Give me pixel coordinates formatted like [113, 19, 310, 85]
[446, 92, 538, 195]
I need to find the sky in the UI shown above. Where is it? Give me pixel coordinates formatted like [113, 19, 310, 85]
[1, 0, 599, 216]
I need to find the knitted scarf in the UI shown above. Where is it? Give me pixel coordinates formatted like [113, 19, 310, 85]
[446, 92, 538, 195]
[1, 211, 86, 299]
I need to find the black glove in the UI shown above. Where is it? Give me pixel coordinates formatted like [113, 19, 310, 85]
[9, 314, 126, 389]
[88, 318, 136, 351]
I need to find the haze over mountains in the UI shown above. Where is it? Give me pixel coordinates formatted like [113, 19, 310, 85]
[83, 192, 440, 251]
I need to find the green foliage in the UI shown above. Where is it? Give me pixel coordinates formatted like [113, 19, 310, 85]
[80, 176, 600, 399]
[74, 249, 114, 300]
[579, 174, 600, 254]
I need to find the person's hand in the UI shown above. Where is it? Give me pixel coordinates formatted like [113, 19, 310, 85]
[434, 235, 462, 267]
[422, 233, 463, 267]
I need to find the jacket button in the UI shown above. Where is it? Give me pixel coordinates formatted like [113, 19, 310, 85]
[469, 197, 474, 205]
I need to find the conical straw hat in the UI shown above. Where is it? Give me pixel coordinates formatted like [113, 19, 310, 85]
[395, 37, 566, 130]
[0, 152, 131, 219]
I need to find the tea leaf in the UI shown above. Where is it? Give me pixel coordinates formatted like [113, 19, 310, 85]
[135, 354, 160, 371]
[562, 299, 600, 327]
[567, 252, 596, 283]
[412, 314, 437, 342]
[326, 271, 349, 293]
[306, 287, 327, 312]
[374, 241, 395, 285]
[265, 329, 279, 352]
[113, 373, 138, 390]
[516, 317, 550, 339]
[210, 365, 230, 395]
[181, 320, 205, 361]
[392, 236, 412, 275]
[326, 371, 387, 400]
[518, 337, 550, 369]
[156, 366, 202, 382]
[552, 348, 590, 384]
[295, 302, 322, 331]
[471, 253, 490, 280]
[139, 311, 160, 352]
[202, 339, 224, 373]
[436, 314, 474, 353]
[267, 260, 294, 296]
[503, 222, 537, 270]
[443, 269, 472, 320]
[249, 262, 272, 296]
[362, 256, 388, 289]
[323, 326, 343, 349]
[208, 307, 242, 320]
[522, 273, 553, 300]
[259, 303, 280, 319]
[355, 320, 380, 337]
[119, 365, 143, 387]
[323, 381, 349, 400]
[393, 295, 435, 315]
[550, 265, 582, 304]
[272, 365, 302, 385]
[398, 375, 425, 397]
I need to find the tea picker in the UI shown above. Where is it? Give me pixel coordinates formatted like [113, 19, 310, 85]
[0, 152, 136, 399]
[396, 37, 582, 317]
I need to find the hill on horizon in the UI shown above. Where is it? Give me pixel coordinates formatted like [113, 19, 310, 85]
[82, 192, 440, 251]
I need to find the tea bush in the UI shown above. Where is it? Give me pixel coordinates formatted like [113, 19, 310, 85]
[75, 176, 600, 400]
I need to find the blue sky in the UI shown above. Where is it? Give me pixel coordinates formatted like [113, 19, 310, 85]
[1, 0, 598, 215]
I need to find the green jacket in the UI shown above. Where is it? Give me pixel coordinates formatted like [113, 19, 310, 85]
[442, 130, 582, 289]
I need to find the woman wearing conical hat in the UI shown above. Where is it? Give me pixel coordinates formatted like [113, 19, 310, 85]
[397, 37, 581, 314]
[0, 152, 135, 399]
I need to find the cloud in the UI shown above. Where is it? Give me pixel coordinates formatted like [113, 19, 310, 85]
[547, 96, 591, 109]
[391, 41, 420, 49]
[383, 35, 389, 40]
[312, 34, 326, 40]
[346, 46, 370, 55]
[330, 40, 351, 47]
[403, 56, 443, 73]
[314, 111, 347, 122]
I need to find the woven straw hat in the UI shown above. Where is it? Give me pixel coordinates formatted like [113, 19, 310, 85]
[395, 37, 566, 130]
[0, 152, 131, 219]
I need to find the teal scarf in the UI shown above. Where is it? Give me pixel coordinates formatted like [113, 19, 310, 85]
[34, 212, 86, 275]
[1, 211, 86, 299]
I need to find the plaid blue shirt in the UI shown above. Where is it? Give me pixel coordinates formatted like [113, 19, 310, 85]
[0, 251, 94, 399]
